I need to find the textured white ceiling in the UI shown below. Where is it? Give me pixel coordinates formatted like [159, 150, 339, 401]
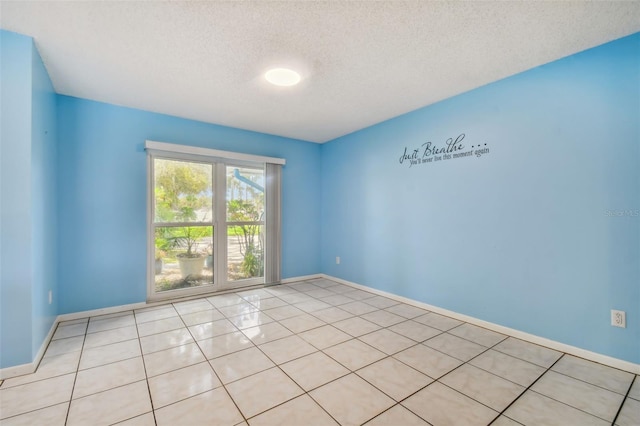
[2, 1, 639, 143]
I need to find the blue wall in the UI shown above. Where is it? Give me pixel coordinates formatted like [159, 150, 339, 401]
[0, 30, 58, 368]
[0, 30, 33, 368]
[320, 34, 640, 363]
[57, 97, 321, 314]
[30, 41, 58, 356]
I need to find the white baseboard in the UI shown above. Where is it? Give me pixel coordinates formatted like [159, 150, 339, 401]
[0, 359, 37, 380]
[56, 300, 172, 323]
[321, 274, 640, 375]
[281, 274, 323, 284]
[0, 317, 58, 380]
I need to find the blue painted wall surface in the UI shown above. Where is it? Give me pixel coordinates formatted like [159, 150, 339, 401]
[320, 34, 640, 363]
[0, 31, 33, 368]
[30, 42, 58, 356]
[57, 97, 321, 314]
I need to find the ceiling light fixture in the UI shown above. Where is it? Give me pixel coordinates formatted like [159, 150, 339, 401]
[265, 68, 301, 86]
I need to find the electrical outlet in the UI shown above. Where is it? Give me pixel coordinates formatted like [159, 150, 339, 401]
[336, 256, 340, 265]
[48, 290, 52, 305]
[611, 310, 626, 328]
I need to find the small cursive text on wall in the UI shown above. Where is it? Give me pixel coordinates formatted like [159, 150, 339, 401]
[399, 133, 490, 167]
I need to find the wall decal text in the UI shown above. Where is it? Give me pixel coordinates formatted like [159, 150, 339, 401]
[399, 133, 490, 167]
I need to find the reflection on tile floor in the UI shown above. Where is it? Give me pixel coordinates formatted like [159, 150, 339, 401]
[1, 278, 638, 426]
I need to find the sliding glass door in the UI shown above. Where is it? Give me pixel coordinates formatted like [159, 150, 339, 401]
[148, 154, 268, 300]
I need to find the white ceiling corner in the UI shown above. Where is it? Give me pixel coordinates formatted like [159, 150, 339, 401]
[1, 1, 639, 143]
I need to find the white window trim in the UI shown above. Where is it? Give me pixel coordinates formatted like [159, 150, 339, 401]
[145, 140, 286, 165]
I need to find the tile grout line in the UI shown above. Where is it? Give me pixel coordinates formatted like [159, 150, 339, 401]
[524, 387, 621, 424]
[243, 350, 342, 425]
[0, 324, 85, 389]
[488, 414, 525, 426]
[230, 285, 394, 424]
[104, 283, 391, 424]
[227, 290, 342, 423]
[127, 320, 243, 382]
[261, 340, 359, 424]
[242, 282, 503, 424]
[225, 292, 343, 424]
[136, 305, 232, 412]
[484, 337, 636, 424]
[493, 354, 566, 424]
[132, 308, 159, 426]
[607, 373, 635, 426]
[293, 282, 586, 425]
[390, 332, 504, 425]
[0, 323, 86, 423]
[174, 299, 251, 426]
[250, 290, 440, 424]
[435, 340, 536, 424]
[504, 351, 636, 425]
[59, 315, 163, 424]
[63, 320, 89, 426]
[549, 364, 636, 396]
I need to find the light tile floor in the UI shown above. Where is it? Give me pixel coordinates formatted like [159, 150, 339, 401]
[1, 278, 638, 426]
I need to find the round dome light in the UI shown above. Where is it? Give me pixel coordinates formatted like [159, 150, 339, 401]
[265, 68, 301, 86]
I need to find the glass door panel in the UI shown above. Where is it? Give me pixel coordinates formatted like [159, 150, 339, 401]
[152, 158, 215, 296]
[226, 166, 265, 284]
